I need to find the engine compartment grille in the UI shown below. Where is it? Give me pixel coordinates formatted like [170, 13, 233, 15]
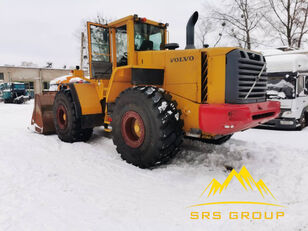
[225, 49, 267, 104]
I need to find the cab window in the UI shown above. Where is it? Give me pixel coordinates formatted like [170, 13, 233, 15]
[298, 75, 305, 96]
[134, 23, 165, 51]
[88, 23, 112, 79]
[116, 25, 128, 66]
[90, 25, 110, 62]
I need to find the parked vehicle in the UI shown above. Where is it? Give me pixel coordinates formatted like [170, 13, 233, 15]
[2, 82, 29, 104]
[0, 83, 4, 102]
[260, 51, 308, 129]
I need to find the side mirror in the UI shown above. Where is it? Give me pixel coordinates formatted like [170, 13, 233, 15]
[165, 43, 179, 50]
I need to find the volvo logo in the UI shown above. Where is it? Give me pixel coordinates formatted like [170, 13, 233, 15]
[170, 56, 194, 63]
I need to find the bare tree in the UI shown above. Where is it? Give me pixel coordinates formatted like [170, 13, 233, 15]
[93, 12, 110, 25]
[205, 0, 263, 49]
[74, 12, 111, 44]
[197, 17, 226, 47]
[196, 17, 213, 47]
[45, 62, 53, 68]
[263, 0, 308, 48]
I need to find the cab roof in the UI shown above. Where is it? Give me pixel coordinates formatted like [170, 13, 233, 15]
[98, 15, 166, 28]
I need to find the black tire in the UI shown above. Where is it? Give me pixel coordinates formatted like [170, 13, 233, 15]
[111, 86, 183, 168]
[53, 90, 93, 142]
[15, 97, 24, 104]
[299, 110, 308, 130]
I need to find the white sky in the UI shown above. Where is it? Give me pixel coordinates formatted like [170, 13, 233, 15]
[0, 0, 204, 68]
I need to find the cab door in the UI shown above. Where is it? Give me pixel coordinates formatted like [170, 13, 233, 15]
[87, 22, 112, 79]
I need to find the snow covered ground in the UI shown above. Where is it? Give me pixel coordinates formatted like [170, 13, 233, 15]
[0, 100, 307, 231]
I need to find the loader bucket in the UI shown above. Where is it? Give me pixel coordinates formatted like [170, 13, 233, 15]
[31, 92, 57, 134]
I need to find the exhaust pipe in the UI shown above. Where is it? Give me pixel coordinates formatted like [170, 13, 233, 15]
[185, 11, 199, 49]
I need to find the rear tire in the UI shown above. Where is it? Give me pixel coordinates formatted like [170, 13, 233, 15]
[53, 90, 93, 142]
[111, 86, 183, 168]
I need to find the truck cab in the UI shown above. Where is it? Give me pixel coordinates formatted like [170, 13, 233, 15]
[2, 82, 28, 104]
[261, 52, 308, 129]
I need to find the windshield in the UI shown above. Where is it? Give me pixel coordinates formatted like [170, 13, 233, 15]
[267, 75, 295, 99]
[12, 84, 25, 90]
[134, 23, 165, 51]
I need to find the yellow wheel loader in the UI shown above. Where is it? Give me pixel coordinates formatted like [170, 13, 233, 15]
[32, 11, 280, 168]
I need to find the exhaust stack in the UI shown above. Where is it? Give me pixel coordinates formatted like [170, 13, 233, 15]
[185, 11, 199, 49]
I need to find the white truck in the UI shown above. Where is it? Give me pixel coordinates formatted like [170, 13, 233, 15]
[260, 49, 308, 130]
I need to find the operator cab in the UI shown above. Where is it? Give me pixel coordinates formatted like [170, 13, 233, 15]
[87, 16, 168, 80]
[134, 20, 166, 52]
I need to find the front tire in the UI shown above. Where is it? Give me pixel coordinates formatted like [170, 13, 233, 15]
[299, 110, 308, 130]
[111, 87, 183, 168]
[53, 90, 93, 142]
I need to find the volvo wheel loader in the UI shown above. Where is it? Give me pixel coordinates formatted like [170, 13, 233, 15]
[32, 11, 280, 168]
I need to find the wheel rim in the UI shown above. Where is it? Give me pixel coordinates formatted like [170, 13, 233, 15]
[121, 111, 145, 148]
[300, 115, 306, 127]
[57, 104, 68, 130]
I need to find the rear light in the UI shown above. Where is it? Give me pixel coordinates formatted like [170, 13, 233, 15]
[107, 115, 112, 122]
[140, 17, 147, 23]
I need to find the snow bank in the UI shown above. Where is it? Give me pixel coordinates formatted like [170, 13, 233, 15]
[0, 101, 307, 230]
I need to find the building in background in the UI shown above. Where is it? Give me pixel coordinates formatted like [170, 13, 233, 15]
[0, 66, 71, 94]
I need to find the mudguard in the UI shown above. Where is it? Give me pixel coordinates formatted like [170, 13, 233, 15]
[69, 83, 105, 128]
